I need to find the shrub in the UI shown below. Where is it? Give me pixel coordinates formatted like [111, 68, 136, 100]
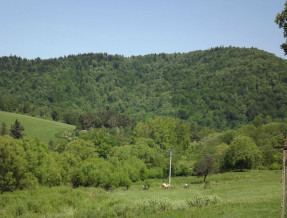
[186, 194, 220, 207]
[223, 136, 262, 171]
[19, 172, 39, 190]
[143, 179, 153, 188]
[138, 198, 172, 214]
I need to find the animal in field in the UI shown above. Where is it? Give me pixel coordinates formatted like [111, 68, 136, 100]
[162, 183, 170, 189]
[142, 185, 149, 190]
[184, 184, 188, 188]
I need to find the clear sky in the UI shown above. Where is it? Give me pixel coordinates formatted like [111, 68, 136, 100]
[0, 0, 286, 59]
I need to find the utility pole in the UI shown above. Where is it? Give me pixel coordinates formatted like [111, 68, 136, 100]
[169, 148, 173, 185]
[273, 133, 287, 218]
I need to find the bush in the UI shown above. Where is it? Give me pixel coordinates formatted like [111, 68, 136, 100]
[223, 136, 262, 171]
[138, 198, 172, 214]
[19, 172, 39, 190]
[186, 194, 220, 207]
[143, 179, 153, 188]
[146, 167, 164, 179]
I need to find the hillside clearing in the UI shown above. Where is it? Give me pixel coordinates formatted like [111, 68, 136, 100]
[0, 111, 75, 144]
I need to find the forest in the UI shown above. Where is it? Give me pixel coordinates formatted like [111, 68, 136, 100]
[1, 46, 287, 130]
[0, 115, 286, 192]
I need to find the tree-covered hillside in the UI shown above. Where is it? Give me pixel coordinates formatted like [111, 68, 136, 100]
[1, 47, 287, 129]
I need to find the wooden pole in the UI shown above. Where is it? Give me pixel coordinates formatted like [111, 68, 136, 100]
[281, 148, 286, 218]
[284, 138, 287, 218]
[169, 149, 172, 185]
[273, 133, 287, 218]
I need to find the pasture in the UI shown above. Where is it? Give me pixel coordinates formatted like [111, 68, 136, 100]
[0, 111, 75, 144]
[0, 170, 281, 217]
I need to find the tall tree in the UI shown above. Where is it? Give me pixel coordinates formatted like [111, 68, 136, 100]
[195, 154, 215, 183]
[223, 136, 261, 171]
[10, 119, 25, 139]
[275, 1, 287, 54]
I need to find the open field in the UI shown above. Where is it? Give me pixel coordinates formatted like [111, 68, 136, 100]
[0, 111, 75, 144]
[0, 170, 281, 217]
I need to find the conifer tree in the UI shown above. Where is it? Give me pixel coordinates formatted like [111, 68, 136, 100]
[10, 119, 25, 139]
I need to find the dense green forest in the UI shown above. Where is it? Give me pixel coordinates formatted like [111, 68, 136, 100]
[1, 47, 287, 130]
[0, 114, 286, 192]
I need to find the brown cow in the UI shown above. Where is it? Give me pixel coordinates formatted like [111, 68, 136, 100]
[162, 183, 170, 189]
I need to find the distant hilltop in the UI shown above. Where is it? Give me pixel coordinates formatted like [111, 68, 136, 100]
[0, 47, 287, 130]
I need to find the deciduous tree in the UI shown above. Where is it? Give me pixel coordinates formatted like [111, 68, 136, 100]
[195, 154, 215, 183]
[275, 1, 287, 54]
[223, 136, 261, 171]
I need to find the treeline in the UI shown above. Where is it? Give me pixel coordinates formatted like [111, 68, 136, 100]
[0, 115, 286, 193]
[1, 119, 25, 139]
[1, 47, 287, 129]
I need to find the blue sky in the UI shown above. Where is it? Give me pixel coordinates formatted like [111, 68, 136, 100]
[0, 0, 286, 59]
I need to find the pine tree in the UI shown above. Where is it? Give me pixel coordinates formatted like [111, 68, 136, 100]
[10, 119, 25, 139]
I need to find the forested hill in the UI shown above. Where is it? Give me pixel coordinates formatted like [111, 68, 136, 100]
[1, 46, 287, 129]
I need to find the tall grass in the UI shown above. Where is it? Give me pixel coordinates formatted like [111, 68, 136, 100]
[0, 170, 281, 217]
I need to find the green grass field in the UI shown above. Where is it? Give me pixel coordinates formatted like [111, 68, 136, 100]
[0, 111, 75, 144]
[0, 170, 281, 217]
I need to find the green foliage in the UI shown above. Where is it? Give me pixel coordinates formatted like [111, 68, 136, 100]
[219, 130, 237, 145]
[0, 170, 281, 217]
[63, 139, 98, 161]
[252, 115, 263, 128]
[78, 112, 102, 130]
[36, 154, 63, 187]
[0, 112, 287, 194]
[140, 198, 172, 213]
[194, 155, 215, 183]
[79, 128, 121, 158]
[118, 157, 148, 182]
[10, 119, 24, 139]
[1, 48, 287, 129]
[186, 194, 220, 207]
[19, 172, 39, 190]
[134, 116, 191, 151]
[0, 122, 7, 136]
[275, 1, 287, 55]
[0, 135, 67, 192]
[70, 158, 125, 189]
[0, 136, 27, 192]
[223, 136, 261, 171]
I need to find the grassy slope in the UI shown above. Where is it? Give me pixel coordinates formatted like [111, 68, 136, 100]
[0, 170, 281, 217]
[0, 111, 75, 144]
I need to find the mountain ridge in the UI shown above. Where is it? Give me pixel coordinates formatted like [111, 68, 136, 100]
[1, 46, 287, 129]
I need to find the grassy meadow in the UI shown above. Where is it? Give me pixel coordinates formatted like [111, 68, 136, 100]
[0, 170, 281, 217]
[0, 111, 75, 144]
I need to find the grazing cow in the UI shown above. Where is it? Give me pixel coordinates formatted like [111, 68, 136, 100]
[142, 185, 149, 190]
[162, 183, 170, 189]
